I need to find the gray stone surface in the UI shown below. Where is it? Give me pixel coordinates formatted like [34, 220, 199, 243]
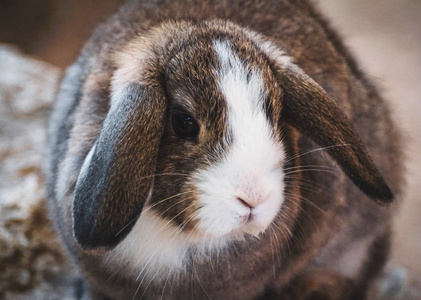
[0, 46, 78, 299]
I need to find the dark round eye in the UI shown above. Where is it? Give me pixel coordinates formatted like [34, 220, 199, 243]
[172, 111, 200, 140]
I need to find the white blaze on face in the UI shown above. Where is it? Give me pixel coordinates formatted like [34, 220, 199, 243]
[193, 40, 285, 240]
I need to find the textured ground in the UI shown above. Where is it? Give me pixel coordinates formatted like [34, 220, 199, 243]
[0, 46, 78, 299]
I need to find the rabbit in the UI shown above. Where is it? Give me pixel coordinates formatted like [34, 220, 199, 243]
[45, 0, 403, 299]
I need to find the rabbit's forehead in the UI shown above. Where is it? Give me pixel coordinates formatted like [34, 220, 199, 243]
[212, 39, 278, 145]
[167, 36, 280, 115]
[213, 40, 268, 121]
[167, 37, 281, 142]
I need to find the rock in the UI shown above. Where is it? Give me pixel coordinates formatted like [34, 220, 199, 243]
[380, 267, 407, 297]
[0, 45, 78, 299]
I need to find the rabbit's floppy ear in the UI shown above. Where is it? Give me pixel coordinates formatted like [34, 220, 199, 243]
[275, 66, 393, 204]
[73, 82, 167, 250]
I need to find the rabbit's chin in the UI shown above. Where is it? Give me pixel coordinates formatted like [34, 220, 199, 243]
[188, 221, 272, 243]
[186, 221, 263, 242]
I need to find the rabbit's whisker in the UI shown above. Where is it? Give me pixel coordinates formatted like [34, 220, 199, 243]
[143, 191, 195, 214]
[115, 191, 195, 237]
[133, 173, 190, 183]
[283, 164, 334, 171]
[133, 203, 198, 299]
[193, 261, 213, 300]
[283, 192, 328, 216]
[283, 144, 351, 164]
[284, 168, 336, 176]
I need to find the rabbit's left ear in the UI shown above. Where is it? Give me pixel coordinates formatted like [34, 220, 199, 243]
[73, 83, 167, 251]
[273, 65, 393, 204]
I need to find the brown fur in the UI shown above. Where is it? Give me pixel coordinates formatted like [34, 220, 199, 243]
[45, 1, 403, 299]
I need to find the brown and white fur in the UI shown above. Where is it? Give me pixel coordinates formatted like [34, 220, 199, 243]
[45, 1, 403, 299]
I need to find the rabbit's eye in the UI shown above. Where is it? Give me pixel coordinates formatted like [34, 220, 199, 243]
[172, 111, 199, 140]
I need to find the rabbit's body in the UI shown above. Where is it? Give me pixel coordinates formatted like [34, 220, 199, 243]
[46, 0, 402, 299]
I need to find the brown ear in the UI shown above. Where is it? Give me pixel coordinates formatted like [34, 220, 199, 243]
[73, 83, 167, 250]
[276, 67, 393, 204]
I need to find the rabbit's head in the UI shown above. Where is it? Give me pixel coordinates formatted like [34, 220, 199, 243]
[73, 21, 393, 253]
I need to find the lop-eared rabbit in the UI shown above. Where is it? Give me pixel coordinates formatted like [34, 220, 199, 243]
[45, 0, 403, 299]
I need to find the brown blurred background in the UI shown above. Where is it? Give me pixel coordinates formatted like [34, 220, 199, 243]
[318, 0, 421, 274]
[0, 0, 126, 67]
[1, 0, 420, 276]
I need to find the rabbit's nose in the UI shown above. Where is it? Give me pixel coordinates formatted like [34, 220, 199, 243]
[236, 195, 263, 209]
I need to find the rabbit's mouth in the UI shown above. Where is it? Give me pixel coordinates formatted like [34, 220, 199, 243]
[188, 159, 285, 242]
[242, 208, 254, 223]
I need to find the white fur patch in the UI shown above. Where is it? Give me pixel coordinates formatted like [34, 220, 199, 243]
[106, 209, 237, 280]
[190, 40, 285, 239]
[77, 142, 96, 184]
[314, 233, 376, 280]
[245, 31, 299, 73]
[337, 236, 374, 278]
[106, 210, 189, 279]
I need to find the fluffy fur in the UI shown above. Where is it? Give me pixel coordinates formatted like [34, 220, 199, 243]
[45, 1, 403, 299]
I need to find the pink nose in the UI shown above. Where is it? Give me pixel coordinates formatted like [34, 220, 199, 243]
[236, 196, 262, 208]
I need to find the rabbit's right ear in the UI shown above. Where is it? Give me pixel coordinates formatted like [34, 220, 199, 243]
[248, 34, 393, 203]
[274, 65, 394, 204]
[73, 82, 167, 251]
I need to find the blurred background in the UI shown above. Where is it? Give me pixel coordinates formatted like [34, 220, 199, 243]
[318, 0, 421, 274]
[0, 0, 420, 296]
[0, 0, 126, 67]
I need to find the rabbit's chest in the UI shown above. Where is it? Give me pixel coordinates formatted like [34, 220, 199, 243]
[105, 210, 190, 280]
